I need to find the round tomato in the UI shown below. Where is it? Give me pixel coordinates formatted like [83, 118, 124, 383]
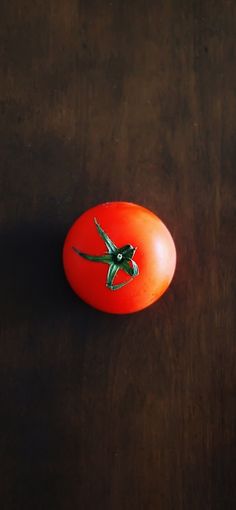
[63, 202, 176, 314]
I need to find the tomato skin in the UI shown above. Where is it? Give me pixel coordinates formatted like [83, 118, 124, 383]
[63, 202, 176, 314]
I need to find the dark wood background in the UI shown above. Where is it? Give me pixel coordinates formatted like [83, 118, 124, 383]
[1, 1, 235, 509]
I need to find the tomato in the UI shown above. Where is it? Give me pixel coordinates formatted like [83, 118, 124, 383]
[63, 202, 176, 314]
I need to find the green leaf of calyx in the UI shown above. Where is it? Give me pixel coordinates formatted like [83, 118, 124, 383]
[106, 263, 133, 291]
[72, 247, 113, 264]
[94, 218, 118, 254]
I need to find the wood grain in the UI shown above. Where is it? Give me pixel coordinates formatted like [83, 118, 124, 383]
[0, 1, 235, 509]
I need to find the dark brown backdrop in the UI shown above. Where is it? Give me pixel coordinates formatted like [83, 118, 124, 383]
[0, 1, 235, 509]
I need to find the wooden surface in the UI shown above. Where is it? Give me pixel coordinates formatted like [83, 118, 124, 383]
[1, 1, 235, 509]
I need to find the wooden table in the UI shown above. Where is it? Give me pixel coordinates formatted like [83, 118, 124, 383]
[1, 1, 235, 508]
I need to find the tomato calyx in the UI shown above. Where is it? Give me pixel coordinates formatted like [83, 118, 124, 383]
[72, 217, 139, 291]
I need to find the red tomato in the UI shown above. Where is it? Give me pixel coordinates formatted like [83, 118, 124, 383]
[63, 202, 176, 314]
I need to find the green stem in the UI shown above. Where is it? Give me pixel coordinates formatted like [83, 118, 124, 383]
[72, 217, 139, 291]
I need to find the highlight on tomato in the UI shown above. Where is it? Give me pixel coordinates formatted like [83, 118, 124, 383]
[63, 201, 176, 314]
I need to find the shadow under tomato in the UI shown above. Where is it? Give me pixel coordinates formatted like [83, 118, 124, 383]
[0, 220, 89, 325]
